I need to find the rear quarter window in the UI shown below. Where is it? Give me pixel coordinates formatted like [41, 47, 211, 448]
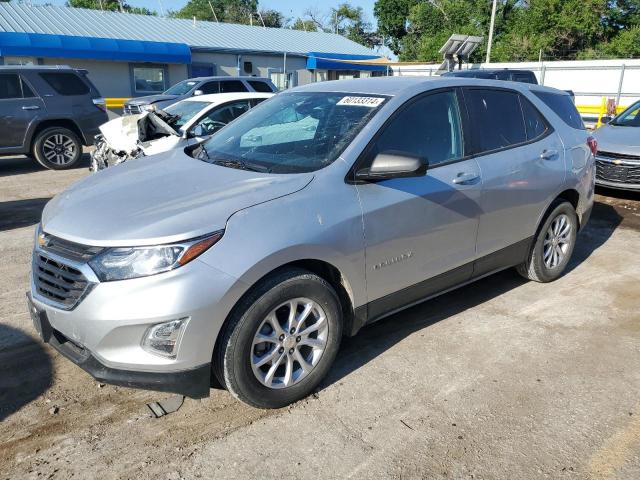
[248, 80, 275, 93]
[533, 91, 585, 130]
[39, 72, 90, 96]
[220, 80, 248, 93]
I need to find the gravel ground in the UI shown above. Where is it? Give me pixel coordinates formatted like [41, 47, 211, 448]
[1, 154, 639, 480]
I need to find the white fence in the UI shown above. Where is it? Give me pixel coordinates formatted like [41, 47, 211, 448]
[391, 59, 640, 110]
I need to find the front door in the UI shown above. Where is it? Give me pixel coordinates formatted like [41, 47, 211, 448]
[355, 90, 482, 320]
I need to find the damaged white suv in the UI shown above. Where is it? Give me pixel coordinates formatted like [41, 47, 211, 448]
[90, 92, 273, 171]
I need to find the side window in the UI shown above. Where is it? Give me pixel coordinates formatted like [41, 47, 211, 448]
[39, 73, 90, 95]
[372, 90, 463, 167]
[0, 74, 23, 99]
[193, 100, 250, 135]
[464, 89, 527, 154]
[248, 80, 274, 93]
[220, 80, 248, 93]
[513, 72, 537, 84]
[533, 91, 585, 130]
[520, 96, 548, 141]
[21, 80, 35, 97]
[495, 71, 510, 81]
[252, 97, 268, 106]
[199, 81, 219, 94]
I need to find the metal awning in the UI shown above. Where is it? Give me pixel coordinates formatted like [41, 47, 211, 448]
[306, 52, 387, 72]
[0, 32, 191, 64]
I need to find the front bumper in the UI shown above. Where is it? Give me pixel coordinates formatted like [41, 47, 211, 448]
[30, 248, 246, 397]
[28, 292, 210, 398]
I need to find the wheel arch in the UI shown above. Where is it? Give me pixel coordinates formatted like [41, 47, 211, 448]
[534, 188, 581, 238]
[29, 119, 86, 151]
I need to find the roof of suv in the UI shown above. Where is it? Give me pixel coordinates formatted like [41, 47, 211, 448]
[293, 76, 567, 97]
[181, 92, 274, 104]
[182, 76, 272, 83]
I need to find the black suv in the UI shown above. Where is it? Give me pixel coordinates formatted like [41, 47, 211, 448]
[0, 66, 108, 170]
[443, 69, 538, 84]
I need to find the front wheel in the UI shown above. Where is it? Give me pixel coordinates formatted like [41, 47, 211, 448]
[517, 201, 578, 283]
[215, 268, 343, 409]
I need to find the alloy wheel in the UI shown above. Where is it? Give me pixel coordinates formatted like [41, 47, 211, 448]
[42, 134, 77, 166]
[250, 297, 328, 389]
[543, 213, 572, 269]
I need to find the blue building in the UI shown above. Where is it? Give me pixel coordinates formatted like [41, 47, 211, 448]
[0, 3, 387, 100]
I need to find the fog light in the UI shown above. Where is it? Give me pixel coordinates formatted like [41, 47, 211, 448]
[142, 318, 188, 358]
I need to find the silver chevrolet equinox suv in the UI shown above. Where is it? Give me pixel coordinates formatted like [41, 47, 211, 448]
[28, 77, 596, 408]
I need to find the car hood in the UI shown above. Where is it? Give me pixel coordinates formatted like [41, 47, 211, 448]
[42, 150, 314, 247]
[126, 94, 178, 106]
[593, 124, 640, 154]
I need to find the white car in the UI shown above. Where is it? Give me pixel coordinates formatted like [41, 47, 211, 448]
[91, 92, 273, 171]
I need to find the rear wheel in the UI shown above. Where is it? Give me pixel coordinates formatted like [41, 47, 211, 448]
[33, 127, 82, 170]
[214, 268, 342, 408]
[517, 201, 578, 283]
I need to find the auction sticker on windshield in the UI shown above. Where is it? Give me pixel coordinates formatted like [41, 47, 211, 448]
[337, 96, 385, 107]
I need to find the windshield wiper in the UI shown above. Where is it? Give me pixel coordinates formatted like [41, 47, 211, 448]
[212, 158, 270, 173]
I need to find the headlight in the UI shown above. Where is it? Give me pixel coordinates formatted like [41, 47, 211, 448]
[141, 104, 156, 112]
[89, 231, 223, 281]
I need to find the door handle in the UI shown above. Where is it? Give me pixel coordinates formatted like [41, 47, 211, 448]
[452, 172, 480, 185]
[540, 149, 559, 160]
[22, 105, 40, 110]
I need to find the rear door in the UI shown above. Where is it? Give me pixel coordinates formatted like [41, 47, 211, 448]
[0, 73, 45, 150]
[463, 87, 565, 263]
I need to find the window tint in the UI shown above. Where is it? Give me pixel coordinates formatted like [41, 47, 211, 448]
[21, 78, 36, 97]
[39, 73, 89, 95]
[494, 71, 510, 80]
[0, 74, 22, 99]
[520, 96, 548, 140]
[513, 72, 536, 84]
[220, 80, 247, 93]
[195, 100, 251, 135]
[372, 91, 463, 167]
[533, 91, 585, 130]
[465, 89, 527, 153]
[248, 80, 274, 93]
[200, 81, 219, 94]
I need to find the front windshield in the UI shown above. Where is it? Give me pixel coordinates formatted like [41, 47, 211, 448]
[163, 101, 209, 129]
[164, 80, 199, 96]
[611, 101, 640, 127]
[196, 92, 387, 173]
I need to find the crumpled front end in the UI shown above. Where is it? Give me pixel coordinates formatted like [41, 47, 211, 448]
[90, 134, 144, 172]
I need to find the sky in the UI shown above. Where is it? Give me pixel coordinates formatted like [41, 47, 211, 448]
[42, 0, 379, 26]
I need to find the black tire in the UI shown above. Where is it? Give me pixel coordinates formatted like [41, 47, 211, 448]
[517, 201, 578, 283]
[214, 268, 343, 409]
[32, 127, 82, 170]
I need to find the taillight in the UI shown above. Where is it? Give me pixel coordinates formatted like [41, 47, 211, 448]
[92, 98, 107, 113]
[587, 136, 598, 156]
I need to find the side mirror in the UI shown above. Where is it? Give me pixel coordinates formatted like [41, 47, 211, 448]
[188, 125, 206, 138]
[193, 89, 203, 96]
[355, 151, 427, 181]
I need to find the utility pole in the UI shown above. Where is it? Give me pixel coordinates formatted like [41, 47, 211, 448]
[486, 0, 498, 64]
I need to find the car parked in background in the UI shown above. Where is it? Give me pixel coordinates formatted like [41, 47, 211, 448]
[443, 68, 538, 84]
[29, 77, 594, 409]
[123, 76, 277, 114]
[592, 100, 640, 190]
[91, 92, 273, 171]
[0, 66, 107, 170]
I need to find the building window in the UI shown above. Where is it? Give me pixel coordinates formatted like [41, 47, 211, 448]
[268, 70, 296, 91]
[314, 70, 328, 82]
[131, 65, 167, 94]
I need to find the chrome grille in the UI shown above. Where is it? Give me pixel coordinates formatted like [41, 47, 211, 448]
[597, 151, 640, 161]
[33, 254, 91, 309]
[596, 160, 640, 185]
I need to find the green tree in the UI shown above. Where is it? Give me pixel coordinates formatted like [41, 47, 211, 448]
[170, 0, 258, 24]
[67, 0, 154, 15]
[291, 18, 319, 32]
[258, 9, 285, 28]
